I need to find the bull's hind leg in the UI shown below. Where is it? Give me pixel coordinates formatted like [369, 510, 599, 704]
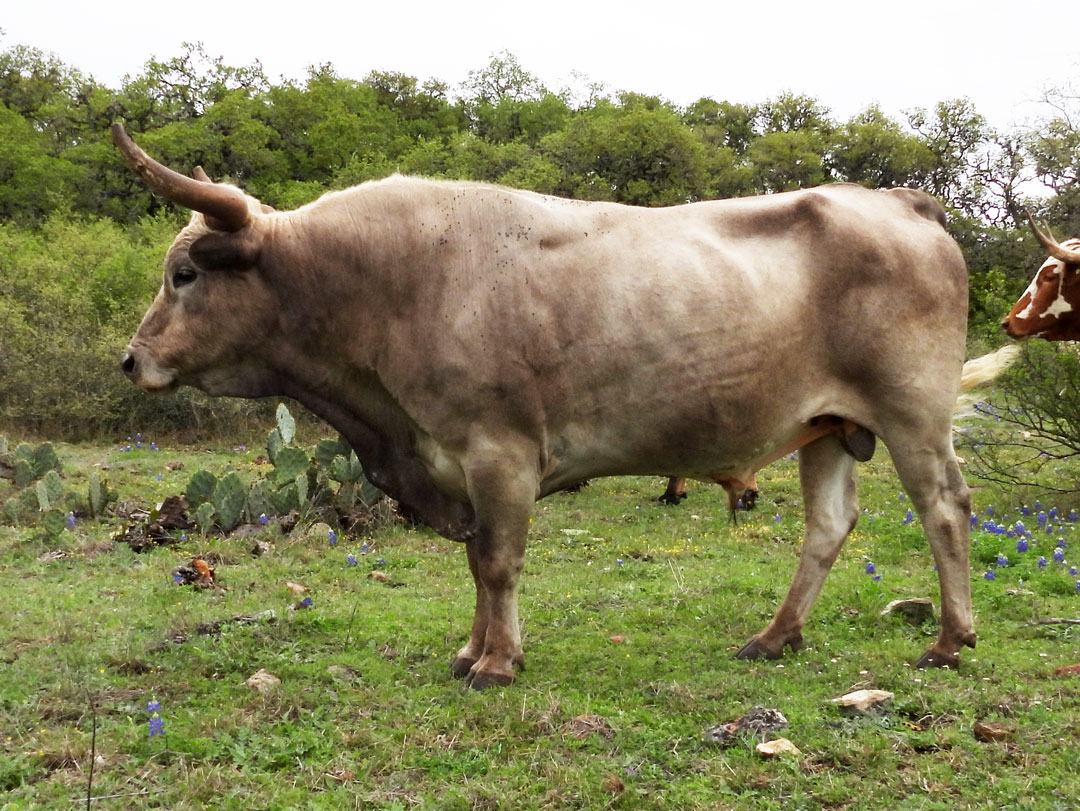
[737, 434, 858, 660]
[888, 439, 975, 668]
[452, 451, 535, 690]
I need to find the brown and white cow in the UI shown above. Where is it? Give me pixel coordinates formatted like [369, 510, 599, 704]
[1003, 217, 1080, 340]
[114, 124, 990, 688]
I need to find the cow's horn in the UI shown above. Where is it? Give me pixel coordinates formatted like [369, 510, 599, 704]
[111, 124, 251, 232]
[1027, 212, 1080, 266]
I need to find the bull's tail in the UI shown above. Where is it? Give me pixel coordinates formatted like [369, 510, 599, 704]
[954, 344, 1021, 419]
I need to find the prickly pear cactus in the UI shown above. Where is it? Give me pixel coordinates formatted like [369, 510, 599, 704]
[330, 451, 365, 484]
[266, 428, 284, 465]
[35, 470, 63, 510]
[268, 482, 300, 516]
[32, 443, 61, 479]
[213, 472, 246, 531]
[88, 472, 110, 517]
[246, 480, 273, 523]
[359, 474, 383, 507]
[335, 481, 357, 514]
[14, 460, 34, 488]
[273, 447, 310, 487]
[315, 438, 349, 469]
[41, 508, 67, 539]
[276, 403, 296, 445]
[186, 470, 218, 508]
[195, 501, 216, 534]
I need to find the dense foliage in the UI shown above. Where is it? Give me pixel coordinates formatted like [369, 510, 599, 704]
[2, 42, 1079, 436]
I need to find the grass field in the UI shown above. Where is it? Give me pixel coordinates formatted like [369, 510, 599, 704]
[2, 433, 1079, 809]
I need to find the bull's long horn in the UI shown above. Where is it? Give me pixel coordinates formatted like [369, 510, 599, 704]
[1027, 212, 1080, 266]
[111, 124, 251, 232]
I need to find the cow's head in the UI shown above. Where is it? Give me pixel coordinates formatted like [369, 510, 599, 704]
[1002, 217, 1080, 341]
[114, 124, 279, 397]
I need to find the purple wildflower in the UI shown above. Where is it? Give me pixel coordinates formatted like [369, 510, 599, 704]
[902, 510, 914, 525]
[258, 513, 268, 525]
[986, 506, 994, 516]
[996, 554, 1008, 567]
[173, 573, 183, 583]
[148, 716, 164, 737]
[65, 512, 76, 530]
[983, 571, 996, 581]
[376, 557, 386, 566]
[346, 554, 358, 567]
[301, 596, 313, 607]
[1021, 506, 1031, 516]
[773, 514, 781, 523]
[865, 562, 876, 575]
[1070, 567, 1078, 576]
[872, 574, 882, 582]
[147, 700, 161, 712]
[360, 542, 370, 554]
[328, 530, 338, 546]
[1016, 538, 1029, 554]
[616, 558, 625, 566]
[1038, 556, 1048, 569]
[1054, 548, 1066, 564]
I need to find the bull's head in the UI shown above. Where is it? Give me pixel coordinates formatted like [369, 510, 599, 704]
[1002, 216, 1080, 341]
[114, 124, 279, 397]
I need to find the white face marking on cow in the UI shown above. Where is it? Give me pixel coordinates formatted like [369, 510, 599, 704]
[1014, 258, 1062, 321]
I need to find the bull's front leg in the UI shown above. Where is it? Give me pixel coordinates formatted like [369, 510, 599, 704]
[451, 453, 536, 690]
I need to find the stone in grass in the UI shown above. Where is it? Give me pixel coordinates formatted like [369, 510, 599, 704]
[832, 689, 894, 714]
[703, 707, 788, 747]
[327, 665, 361, 683]
[973, 720, 1016, 742]
[756, 737, 801, 757]
[880, 598, 935, 625]
[246, 668, 281, 693]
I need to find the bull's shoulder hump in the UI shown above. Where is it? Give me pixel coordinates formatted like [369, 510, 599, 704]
[881, 187, 948, 228]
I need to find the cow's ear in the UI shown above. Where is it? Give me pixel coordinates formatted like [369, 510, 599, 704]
[189, 230, 261, 272]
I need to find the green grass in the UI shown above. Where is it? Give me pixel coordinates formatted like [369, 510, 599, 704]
[2, 437, 1079, 809]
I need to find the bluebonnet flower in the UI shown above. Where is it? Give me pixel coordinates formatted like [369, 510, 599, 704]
[1050, 508, 1060, 520]
[148, 716, 164, 737]
[902, 510, 914, 525]
[970, 513, 978, 528]
[147, 700, 161, 712]
[773, 514, 781, 523]
[301, 597, 313, 607]
[1021, 506, 1031, 516]
[1070, 567, 1078, 576]
[1016, 538, 1029, 554]
[258, 513, 268, 525]
[983, 571, 996, 581]
[616, 558, 625, 566]
[376, 557, 386, 566]
[996, 554, 1009, 567]
[1014, 521, 1026, 534]
[173, 573, 183, 583]
[328, 530, 338, 546]
[150, 442, 158, 451]
[1057, 539, 1067, 549]
[360, 542, 370, 554]
[136, 433, 142, 442]
[1035, 501, 1043, 510]
[899, 492, 906, 501]
[872, 574, 882, 582]
[1038, 556, 1049, 569]
[135, 441, 142, 449]
[66, 512, 76, 530]
[1075, 581, 1080, 593]
[1070, 510, 1078, 522]
[1054, 548, 1066, 564]
[1038, 511, 1049, 526]
[346, 554, 358, 567]
[986, 506, 994, 516]
[155, 474, 163, 481]
[865, 562, 876, 575]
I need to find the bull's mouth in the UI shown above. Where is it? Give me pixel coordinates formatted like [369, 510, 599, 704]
[122, 348, 179, 392]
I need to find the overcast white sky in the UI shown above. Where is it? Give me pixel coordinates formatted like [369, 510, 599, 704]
[4, 0, 1078, 129]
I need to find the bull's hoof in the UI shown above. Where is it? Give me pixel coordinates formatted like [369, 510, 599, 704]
[657, 492, 687, 505]
[735, 638, 784, 661]
[913, 648, 960, 669]
[450, 656, 477, 679]
[735, 633, 802, 661]
[464, 670, 515, 691]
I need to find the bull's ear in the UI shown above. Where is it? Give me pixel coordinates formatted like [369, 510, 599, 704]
[189, 230, 261, 272]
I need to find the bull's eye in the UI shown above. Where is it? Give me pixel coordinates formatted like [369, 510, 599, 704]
[172, 267, 197, 288]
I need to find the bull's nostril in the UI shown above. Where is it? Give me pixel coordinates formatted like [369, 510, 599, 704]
[121, 352, 136, 376]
